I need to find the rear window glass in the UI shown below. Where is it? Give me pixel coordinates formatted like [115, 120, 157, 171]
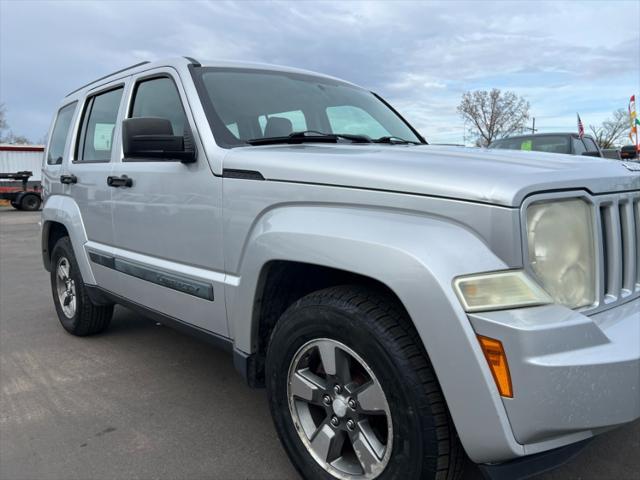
[490, 135, 571, 154]
[47, 102, 77, 165]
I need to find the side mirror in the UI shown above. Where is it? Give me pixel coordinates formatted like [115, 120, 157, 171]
[122, 117, 196, 163]
[581, 151, 601, 158]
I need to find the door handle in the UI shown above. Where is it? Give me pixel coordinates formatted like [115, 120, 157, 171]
[107, 175, 133, 188]
[60, 174, 77, 184]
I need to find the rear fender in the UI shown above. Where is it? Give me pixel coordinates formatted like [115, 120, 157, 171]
[41, 194, 95, 284]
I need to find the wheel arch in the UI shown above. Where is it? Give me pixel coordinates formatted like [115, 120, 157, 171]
[228, 204, 525, 462]
[41, 195, 95, 284]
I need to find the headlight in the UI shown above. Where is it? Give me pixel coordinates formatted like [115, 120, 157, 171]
[454, 270, 552, 312]
[526, 199, 596, 309]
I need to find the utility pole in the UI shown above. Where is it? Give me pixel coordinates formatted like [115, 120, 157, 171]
[524, 117, 538, 134]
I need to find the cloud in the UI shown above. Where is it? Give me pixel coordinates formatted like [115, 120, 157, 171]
[1, 0, 638, 144]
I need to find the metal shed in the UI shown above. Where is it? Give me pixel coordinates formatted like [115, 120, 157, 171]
[0, 144, 45, 182]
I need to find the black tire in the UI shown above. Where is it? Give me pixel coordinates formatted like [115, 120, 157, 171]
[20, 193, 41, 211]
[266, 285, 464, 480]
[50, 236, 113, 336]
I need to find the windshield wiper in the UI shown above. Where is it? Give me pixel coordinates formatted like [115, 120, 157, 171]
[246, 130, 372, 146]
[373, 136, 421, 145]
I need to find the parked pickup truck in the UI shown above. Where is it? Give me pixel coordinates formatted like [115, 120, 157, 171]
[41, 58, 640, 480]
[489, 132, 604, 157]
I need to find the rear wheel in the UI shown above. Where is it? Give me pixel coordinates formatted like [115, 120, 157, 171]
[266, 285, 464, 480]
[50, 236, 113, 335]
[20, 193, 41, 211]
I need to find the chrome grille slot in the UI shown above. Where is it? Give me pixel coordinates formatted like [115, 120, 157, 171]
[596, 191, 640, 310]
[619, 199, 636, 297]
[599, 202, 623, 303]
[634, 196, 640, 289]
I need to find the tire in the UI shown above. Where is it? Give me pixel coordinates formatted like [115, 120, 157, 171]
[20, 193, 41, 211]
[50, 236, 113, 336]
[266, 285, 464, 480]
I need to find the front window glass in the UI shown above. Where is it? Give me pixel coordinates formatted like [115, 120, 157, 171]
[47, 102, 77, 165]
[326, 105, 390, 138]
[258, 110, 307, 135]
[572, 137, 586, 155]
[130, 77, 186, 136]
[193, 68, 422, 147]
[77, 87, 123, 162]
[582, 137, 598, 152]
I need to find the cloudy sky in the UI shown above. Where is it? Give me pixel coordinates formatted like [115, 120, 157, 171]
[1, 0, 638, 144]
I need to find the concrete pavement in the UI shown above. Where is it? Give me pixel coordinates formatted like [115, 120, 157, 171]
[1, 209, 638, 480]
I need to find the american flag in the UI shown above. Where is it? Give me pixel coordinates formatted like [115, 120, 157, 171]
[577, 114, 584, 139]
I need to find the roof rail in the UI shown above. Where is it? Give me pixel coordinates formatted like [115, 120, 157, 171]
[184, 56, 201, 66]
[65, 61, 150, 97]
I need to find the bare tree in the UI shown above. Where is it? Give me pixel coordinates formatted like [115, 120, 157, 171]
[0, 103, 32, 144]
[0, 103, 8, 140]
[589, 109, 631, 149]
[457, 89, 530, 147]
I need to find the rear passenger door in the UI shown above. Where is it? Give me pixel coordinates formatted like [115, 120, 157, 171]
[107, 69, 227, 336]
[66, 82, 125, 255]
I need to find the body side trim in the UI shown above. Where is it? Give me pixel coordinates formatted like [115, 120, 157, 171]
[88, 252, 215, 301]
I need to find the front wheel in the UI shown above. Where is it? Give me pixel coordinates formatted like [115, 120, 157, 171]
[50, 236, 113, 336]
[266, 286, 464, 480]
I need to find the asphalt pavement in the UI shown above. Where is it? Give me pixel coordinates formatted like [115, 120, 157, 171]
[1, 208, 638, 480]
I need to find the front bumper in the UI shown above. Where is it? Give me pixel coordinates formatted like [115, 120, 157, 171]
[469, 297, 640, 448]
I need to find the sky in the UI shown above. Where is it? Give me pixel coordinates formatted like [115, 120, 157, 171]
[1, 0, 638, 145]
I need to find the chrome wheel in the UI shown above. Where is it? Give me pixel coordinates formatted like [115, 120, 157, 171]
[55, 257, 76, 318]
[287, 339, 393, 479]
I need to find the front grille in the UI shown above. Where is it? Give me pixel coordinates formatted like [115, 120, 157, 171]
[596, 191, 640, 309]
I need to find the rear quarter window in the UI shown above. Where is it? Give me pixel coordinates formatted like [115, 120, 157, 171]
[47, 102, 77, 165]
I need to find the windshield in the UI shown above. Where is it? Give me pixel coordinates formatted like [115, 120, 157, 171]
[489, 135, 571, 154]
[192, 67, 423, 148]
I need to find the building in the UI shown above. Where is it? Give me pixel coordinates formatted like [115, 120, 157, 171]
[0, 144, 45, 187]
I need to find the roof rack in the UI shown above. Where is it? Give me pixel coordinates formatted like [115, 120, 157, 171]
[65, 61, 150, 97]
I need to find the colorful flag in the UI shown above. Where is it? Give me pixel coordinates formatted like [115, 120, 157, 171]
[577, 114, 584, 139]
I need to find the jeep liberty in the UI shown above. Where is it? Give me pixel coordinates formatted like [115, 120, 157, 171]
[41, 57, 640, 480]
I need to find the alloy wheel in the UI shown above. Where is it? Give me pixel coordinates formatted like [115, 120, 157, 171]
[287, 338, 393, 479]
[55, 257, 77, 318]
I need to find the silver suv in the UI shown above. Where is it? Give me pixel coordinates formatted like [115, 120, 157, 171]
[41, 57, 640, 480]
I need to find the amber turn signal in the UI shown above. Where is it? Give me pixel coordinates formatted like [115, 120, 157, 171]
[477, 335, 513, 398]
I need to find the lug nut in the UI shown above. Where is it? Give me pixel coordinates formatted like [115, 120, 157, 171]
[346, 419, 356, 431]
[322, 394, 332, 405]
[333, 384, 342, 394]
[348, 398, 357, 410]
[330, 416, 340, 427]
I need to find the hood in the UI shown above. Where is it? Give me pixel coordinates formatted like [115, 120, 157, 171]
[223, 144, 640, 207]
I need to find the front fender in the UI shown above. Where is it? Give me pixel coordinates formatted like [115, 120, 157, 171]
[41, 194, 95, 285]
[229, 205, 524, 462]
